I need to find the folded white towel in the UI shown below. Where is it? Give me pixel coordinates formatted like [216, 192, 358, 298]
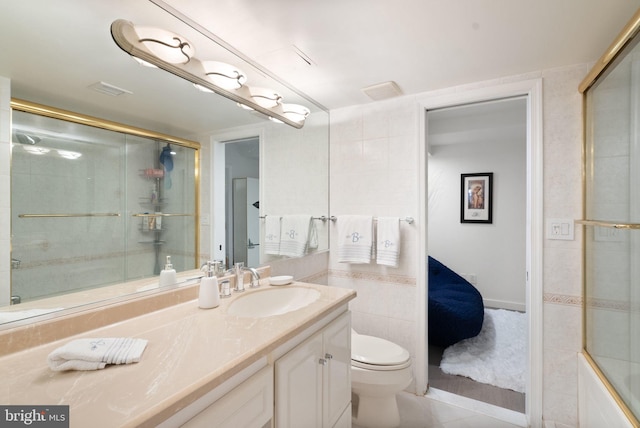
[337, 215, 374, 264]
[376, 217, 401, 267]
[47, 337, 148, 372]
[263, 215, 282, 255]
[279, 215, 313, 257]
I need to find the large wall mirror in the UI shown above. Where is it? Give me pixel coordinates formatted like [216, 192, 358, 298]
[0, 0, 329, 325]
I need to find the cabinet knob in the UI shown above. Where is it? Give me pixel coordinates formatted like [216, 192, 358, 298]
[324, 353, 333, 360]
[319, 358, 328, 366]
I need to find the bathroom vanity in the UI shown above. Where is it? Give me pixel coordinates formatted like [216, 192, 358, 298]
[0, 278, 355, 428]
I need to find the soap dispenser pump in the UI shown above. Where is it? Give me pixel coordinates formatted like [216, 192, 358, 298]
[199, 261, 220, 309]
[159, 255, 177, 287]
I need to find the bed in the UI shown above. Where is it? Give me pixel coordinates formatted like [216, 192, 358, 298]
[428, 256, 484, 347]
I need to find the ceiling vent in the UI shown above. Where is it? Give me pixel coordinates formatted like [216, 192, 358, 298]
[361, 81, 403, 101]
[88, 81, 132, 96]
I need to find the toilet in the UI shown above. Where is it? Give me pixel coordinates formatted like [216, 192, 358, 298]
[350, 330, 413, 428]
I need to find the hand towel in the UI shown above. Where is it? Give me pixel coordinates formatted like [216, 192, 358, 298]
[279, 215, 313, 257]
[47, 337, 148, 372]
[337, 215, 374, 264]
[376, 217, 401, 267]
[308, 220, 319, 250]
[263, 215, 282, 255]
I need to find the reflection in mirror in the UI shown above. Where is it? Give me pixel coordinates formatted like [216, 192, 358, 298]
[224, 137, 260, 268]
[211, 112, 330, 270]
[9, 101, 199, 306]
[0, 0, 329, 326]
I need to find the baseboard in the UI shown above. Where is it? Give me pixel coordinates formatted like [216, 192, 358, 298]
[483, 299, 526, 312]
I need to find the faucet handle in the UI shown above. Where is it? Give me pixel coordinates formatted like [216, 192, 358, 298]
[220, 280, 231, 298]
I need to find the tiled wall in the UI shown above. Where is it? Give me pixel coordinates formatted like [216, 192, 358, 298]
[328, 64, 588, 427]
[328, 97, 419, 361]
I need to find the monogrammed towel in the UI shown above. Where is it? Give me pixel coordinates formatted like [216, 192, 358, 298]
[47, 337, 148, 372]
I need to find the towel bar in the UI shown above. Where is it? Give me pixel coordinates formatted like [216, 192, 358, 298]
[329, 216, 414, 224]
[259, 215, 329, 222]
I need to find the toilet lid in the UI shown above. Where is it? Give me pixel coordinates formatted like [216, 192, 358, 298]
[351, 334, 410, 366]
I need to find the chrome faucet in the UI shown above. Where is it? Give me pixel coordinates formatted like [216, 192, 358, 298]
[243, 267, 261, 288]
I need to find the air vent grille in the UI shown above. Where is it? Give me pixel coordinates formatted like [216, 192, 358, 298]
[361, 81, 403, 101]
[88, 81, 132, 96]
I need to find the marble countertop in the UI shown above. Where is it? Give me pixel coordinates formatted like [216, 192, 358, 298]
[0, 281, 355, 427]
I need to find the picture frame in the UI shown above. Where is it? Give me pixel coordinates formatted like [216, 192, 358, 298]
[461, 173, 493, 223]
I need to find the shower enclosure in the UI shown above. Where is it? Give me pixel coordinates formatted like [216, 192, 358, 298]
[10, 100, 199, 303]
[580, 10, 640, 424]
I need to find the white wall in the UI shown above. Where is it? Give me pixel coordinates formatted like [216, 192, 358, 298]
[428, 137, 526, 310]
[329, 64, 586, 427]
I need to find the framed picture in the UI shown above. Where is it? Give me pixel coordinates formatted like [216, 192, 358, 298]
[461, 173, 493, 223]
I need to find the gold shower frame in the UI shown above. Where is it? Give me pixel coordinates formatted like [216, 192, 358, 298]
[10, 98, 201, 270]
[578, 8, 640, 427]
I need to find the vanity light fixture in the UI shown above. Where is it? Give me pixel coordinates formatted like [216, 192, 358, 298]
[282, 104, 310, 123]
[22, 146, 50, 156]
[249, 87, 282, 108]
[201, 61, 247, 90]
[135, 26, 195, 64]
[193, 83, 214, 93]
[57, 150, 82, 160]
[236, 102, 254, 111]
[110, 19, 308, 129]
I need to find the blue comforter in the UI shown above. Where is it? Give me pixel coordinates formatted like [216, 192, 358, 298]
[428, 256, 484, 347]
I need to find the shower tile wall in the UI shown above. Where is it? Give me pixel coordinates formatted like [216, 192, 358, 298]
[328, 64, 587, 427]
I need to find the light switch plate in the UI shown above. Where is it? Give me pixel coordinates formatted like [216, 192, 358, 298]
[547, 218, 574, 240]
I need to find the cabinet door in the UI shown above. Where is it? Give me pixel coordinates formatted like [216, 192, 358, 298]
[182, 365, 273, 428]
[275, 332, 324, 428]
[323, 313, 351, 428]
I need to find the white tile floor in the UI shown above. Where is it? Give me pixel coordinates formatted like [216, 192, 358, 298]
[354, 389, 528, 428]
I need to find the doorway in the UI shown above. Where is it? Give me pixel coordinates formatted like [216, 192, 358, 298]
[426, 97, 527, 413]
[224, 137, 260, 268]
[416, 79, 544, 427]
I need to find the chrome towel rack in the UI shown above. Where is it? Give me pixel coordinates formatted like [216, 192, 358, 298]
[259, 215, 330, 222]
[329, 216, 414, 224]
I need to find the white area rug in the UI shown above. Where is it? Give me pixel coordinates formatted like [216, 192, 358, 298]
[440, 308, 526, 393]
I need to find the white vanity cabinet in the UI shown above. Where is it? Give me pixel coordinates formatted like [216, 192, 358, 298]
[275, 312, 351, 428]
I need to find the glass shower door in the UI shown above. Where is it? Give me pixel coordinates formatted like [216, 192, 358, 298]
[11, 111, 127, 302]
[582, 36, 640, 421]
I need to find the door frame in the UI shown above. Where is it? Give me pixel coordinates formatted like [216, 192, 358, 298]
[415, 79, 544, 426]
[210, 126, 265, 265]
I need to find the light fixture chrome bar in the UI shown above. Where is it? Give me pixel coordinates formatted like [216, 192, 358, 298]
[111, 19, 305, 129]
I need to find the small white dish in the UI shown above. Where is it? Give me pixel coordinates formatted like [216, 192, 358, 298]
[269, 275, 293, 286]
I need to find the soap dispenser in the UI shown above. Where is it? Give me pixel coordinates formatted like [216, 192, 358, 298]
[199, 261, 220, 309]
[159, 255, 177, 287]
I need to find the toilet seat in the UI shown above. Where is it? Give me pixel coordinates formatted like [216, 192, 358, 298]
[351, 334, 410, 371]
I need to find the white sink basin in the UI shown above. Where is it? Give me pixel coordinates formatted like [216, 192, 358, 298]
[227, 286, 321, 317]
